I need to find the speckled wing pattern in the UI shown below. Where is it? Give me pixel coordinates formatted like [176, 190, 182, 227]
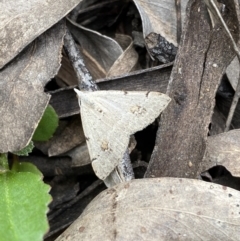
[74, 89, 171, 180]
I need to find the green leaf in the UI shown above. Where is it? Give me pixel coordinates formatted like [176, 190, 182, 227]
[0, 171, 51, 241]
[12, 141, 34, 156]
[17, 162, 43, 176]
[32, 105, 58, 142]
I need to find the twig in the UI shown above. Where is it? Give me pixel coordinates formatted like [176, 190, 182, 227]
[203, 0, 240, 131]
[64, 29, 98, 91]
[64, 27, 134, 184]
[117, 150, 134, 181]
[175, 0, 182, 44]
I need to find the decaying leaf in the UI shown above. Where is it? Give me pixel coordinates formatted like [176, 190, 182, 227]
[200, 129, 240, 177]
[0, 21, 65, 153]
[133, 0, 188, 45]
[145, 32, 178, 63]
[67, 19, 123, 72]
[47, 116, 85, 157]
[68, 143, 91, 167]
[56, 178, 240, 241]
[75, 89, 171, 180]
[0, 0, 82, 68]
[107, 34, 139, 77]
[81, 48, 107, 80]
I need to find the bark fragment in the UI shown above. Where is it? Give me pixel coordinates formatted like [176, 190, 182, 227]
[145, 0, 239, 178]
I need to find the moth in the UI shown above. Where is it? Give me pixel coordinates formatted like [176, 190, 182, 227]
[74, 89, 171, 180]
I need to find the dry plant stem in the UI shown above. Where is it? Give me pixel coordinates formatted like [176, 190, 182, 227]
[204, 0, 240, 132]
[175, 0, 182, 44]
[64, 29, 98, 91]
[64, 28, 134, 184]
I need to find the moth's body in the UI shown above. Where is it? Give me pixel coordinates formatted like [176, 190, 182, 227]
[75, 89, 171, 180]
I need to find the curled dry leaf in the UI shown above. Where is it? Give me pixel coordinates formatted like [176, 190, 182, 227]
[0, 21, 65, 153]
[0, 0, 82, 68]
[81, 48, 107, 80]
[133, 0, 188, 45]
[107, 34, 139, 78]
[67, 19, 123, 73]
[56, 178, 240, 241]
[200, 129, 240, 177]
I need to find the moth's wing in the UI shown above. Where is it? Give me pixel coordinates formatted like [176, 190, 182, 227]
[89, 91, 171, 134]
[80, 91, 171, 180]
[80, 94, 130, 180]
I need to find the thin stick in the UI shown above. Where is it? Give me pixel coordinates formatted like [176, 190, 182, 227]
[203, 0, 240, 131]
[118, 150, 134, 181]
[175, 0, 182, 44]
[64, 29, 98, 91]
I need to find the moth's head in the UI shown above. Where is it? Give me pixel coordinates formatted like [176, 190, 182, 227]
[74, 88, 93, 107]
[74, 88, 84, 105]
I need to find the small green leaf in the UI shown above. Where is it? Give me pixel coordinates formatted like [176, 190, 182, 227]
[0, 171, 51, 241]
[32, 105, 58, 141]
[17, 162, 43, 176]
[12, 141, 34, 156]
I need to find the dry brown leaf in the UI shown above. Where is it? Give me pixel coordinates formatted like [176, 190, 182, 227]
[35, 116, 85, 157]
[34, 120, 68, 155]
[133, 0, 188, 45]
[48, 116, 85, 157]
[67, 19, 123, 72]
[69, 143, 91, 167]
[81, 48, 107, 80]
[107, 34, 139, 78]
[0, 21, 65, 153]
[56, 178, 240, 240]
[0, 0, 82, 68]
[200, 129, 240, 177]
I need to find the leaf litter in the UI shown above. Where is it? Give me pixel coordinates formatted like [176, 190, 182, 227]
[1, 0, 240, 240]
